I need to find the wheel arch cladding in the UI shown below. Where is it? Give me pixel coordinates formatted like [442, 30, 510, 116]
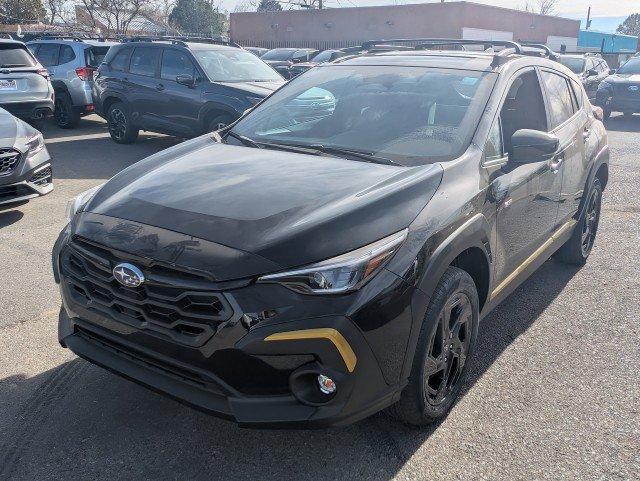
[450, 246, 490, 312]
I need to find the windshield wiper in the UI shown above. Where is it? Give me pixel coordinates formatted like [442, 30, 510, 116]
[0, 63, 29, 68]
[226, 130, 262, 148]
[307, 144, 403, 166]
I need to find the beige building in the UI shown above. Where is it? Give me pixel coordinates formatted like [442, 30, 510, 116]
[230, 1, 580, 51]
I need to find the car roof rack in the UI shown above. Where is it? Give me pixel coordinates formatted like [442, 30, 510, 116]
[30, 33, 118, 42]
[519, 43, 559, 60]
[123, 35, 240, 48]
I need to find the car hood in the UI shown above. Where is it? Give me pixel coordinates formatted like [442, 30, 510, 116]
[604, 73, 640, 84]
[0, 107, 33, 148]
[84, 138, 442, 277]
[215, 80, 284, 97]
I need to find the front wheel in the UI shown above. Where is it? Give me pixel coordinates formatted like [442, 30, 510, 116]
[388, 266, 479, 426]
[207, 113, 234, 133]
[555, 178, 602, 265]
[107, 102, 139, 144]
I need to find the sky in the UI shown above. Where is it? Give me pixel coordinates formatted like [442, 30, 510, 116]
[218, 0, 638, 32]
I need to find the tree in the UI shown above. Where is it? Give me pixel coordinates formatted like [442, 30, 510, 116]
[169, 0, 225, 35]
[521, 0, 558, 16]
[617, 14, 640, 37]
[0, 0, 47, 24]
[257, 0, 281, 12]
[78, 0, 145, 35]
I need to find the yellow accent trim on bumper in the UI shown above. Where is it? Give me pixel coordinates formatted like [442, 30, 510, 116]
[490, 219, 577, 301]
[264, 328, 357, 373]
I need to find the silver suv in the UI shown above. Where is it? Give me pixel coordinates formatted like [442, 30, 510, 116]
[0, 107, 53, 205]
[27, 37, 117, 128]
[0, 39, 54, 122]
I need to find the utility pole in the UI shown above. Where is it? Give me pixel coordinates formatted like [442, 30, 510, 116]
[586, 6, 592, 30]
[319, 0, 323, 8]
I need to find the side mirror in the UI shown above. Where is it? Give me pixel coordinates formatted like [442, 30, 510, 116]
[587, 68, 598, 77]
[176, 74, 195, 88]
[510, 129, 559, 164]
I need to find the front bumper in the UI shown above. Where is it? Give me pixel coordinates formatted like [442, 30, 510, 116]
[0, 163, 53, 205]
[595, 90, 640, 113]
[53, 222, 409, 428]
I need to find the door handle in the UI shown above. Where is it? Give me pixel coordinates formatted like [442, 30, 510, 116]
[549, 154, 564, 173]
[156, 83, 165, 91]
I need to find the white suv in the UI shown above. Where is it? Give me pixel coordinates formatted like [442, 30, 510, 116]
[0, 39, 54, 122]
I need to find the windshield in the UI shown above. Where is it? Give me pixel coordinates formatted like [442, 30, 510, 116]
[231, 65, 497, 165]
[0, 45, 36, 67]
[262, 49, 295, 61]
[559, 57, 585, 74]
[193, 49, 282, 82]
[617, 58, 640, 75]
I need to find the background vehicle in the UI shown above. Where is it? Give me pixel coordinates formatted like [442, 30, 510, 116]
[54, 39, 608, 428]
[595, 56, 640, 119]
[288, 49, 348, 78]
[0, 107, 53, 205]
[27, 37, 118, 128]
[0, 39, 54, 122]
[558, 53, 609, 100]
[261, 48, 319, 78]
[244, 46, 268, 57]
[93, 38, 285, 143]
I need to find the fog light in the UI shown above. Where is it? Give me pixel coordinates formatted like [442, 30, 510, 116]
[317, 374, 336, 395]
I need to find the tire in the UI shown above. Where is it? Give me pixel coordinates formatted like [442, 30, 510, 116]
[388, 266, 479, 426]
[54, 92, 81, 129]
[555, 178, 603, 266]
[107, 102, 139, 144]
[207, 113, 234, 133]
[602, 108, 611, 120]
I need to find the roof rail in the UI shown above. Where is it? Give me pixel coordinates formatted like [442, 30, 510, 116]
[520, 43, 559, 60]
[121, 35, 240, 48]
[361, 38, 523, 55]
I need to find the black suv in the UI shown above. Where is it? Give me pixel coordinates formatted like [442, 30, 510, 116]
[93, 39, 285, 143]
[558, 53, 610, 100]
[54, 40, 609, 428]
[595, 56, 640, 119]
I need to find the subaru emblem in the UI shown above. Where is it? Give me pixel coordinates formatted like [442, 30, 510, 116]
[113, 263, 145, 287]
[629, 85, 639, 92]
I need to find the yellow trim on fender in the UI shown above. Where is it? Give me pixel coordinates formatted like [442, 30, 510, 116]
[490, 219, 577, 301]
[264, 328, 357, 373]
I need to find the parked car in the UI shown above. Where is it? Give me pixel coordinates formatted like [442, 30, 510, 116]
[595, 56, 640, 119]
[27, 37, 117, 128]
[0, 39, 54, 122]
[0, 107, 53, 205]
[557, 53, 610, 100]
[55, 39, 608, 428]
[93, 39, 285, 143]
[244, 46, 268, 57]
[288, 49, 348, 78]
[261, 48, 319, 78]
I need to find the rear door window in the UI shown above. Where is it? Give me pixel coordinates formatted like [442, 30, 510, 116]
[129, 47, 160, 77]
[109, 48, 131, 71]
[161, 49, 195, 81]
[540, 70, 576, 129]
[0, 44, 37, 67]
[59, 45, 76, 64]
[34, 43, 60, 67]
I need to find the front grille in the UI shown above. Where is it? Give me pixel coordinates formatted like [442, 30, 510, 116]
[61, 237, 234, 346]
[30, 166, 52, 186]
[0, 148, 20, 176]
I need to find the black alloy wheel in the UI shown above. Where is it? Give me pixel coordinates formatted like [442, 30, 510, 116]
[54, 92, 80, 129]
[107, 102, 138, 144]
[388, 266, 479, 426]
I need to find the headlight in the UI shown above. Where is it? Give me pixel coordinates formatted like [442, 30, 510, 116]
[65, 184, 104, 221]
[25, 132, 45, 159]
[258, 229, 408, 295]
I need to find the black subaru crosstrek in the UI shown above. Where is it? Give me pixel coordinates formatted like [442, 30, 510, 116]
[54, 40, 609, 428]
[92, 38, 285, 143]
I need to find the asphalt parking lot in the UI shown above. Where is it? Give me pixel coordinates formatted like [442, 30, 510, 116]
[0, 114, 638, 480]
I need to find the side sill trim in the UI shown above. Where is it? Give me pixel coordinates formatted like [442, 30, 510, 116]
[265, 328, 357, 373]
[490, 219, 577, 301]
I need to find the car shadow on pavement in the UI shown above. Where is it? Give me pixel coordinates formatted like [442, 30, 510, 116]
[0, 208, 25, 228]
[0, 258, 581, 481]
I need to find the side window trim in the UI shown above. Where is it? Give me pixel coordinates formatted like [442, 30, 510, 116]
[482, 116, 508, 168]
[537, 67, 579, 132]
